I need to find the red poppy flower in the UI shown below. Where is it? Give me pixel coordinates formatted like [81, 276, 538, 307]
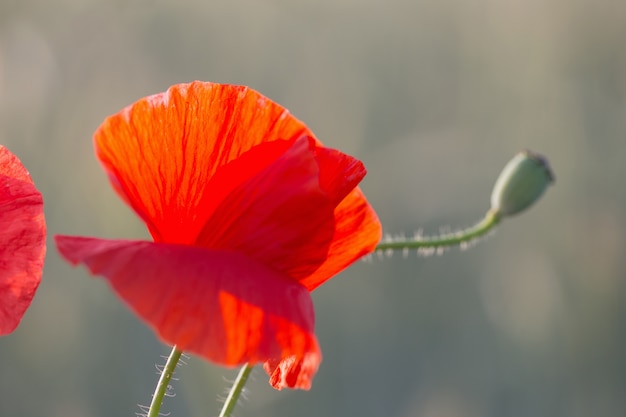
[55, 81, 381, 390]
[0, 146, 46, 335]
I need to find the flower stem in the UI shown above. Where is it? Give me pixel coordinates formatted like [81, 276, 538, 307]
[375, 209, 502, 252]
[218, 364, 254, 417]
[147, 345, 183, 417]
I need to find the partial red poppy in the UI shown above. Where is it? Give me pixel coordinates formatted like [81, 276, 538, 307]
[55, 81, 381, 390]
[0, 146, 46, 335]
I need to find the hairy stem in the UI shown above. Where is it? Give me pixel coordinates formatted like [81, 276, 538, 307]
[147, 345, 183, 417]
[375, 209, 501, 252]
[218, 364, 254, 417]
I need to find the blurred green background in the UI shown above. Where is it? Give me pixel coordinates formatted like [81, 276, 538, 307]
[1, 0, 625, 416]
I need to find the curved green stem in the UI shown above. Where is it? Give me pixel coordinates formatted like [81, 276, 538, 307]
[218, 363, 254, 417]
[375, 209, 502, 252]
[147, 345, 183, 417]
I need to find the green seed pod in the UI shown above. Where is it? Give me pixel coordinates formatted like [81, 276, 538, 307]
[490, 150, 554, 217]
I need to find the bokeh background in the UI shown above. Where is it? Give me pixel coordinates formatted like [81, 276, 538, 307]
[1, 0, 625, 416]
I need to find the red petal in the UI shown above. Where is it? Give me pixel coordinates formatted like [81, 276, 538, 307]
[54, 235, 321, 389]
[264, 352, 320, 391]
[196, 136, 332, 275]
[299, 187, 381, 291]
[94, 82, 314, 244]
[0, 146, 46, 335]
[194, 136, 368, 281]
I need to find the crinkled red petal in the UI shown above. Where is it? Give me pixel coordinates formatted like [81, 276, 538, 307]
[264, 352, 320, 391]
[54, 235, 321, 389]
[94, 82, 314, 245]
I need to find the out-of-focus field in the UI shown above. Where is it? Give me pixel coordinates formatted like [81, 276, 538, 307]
[1, 1, 625, 416]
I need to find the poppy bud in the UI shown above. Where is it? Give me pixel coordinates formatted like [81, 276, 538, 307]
[490, 150, 554, 217]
